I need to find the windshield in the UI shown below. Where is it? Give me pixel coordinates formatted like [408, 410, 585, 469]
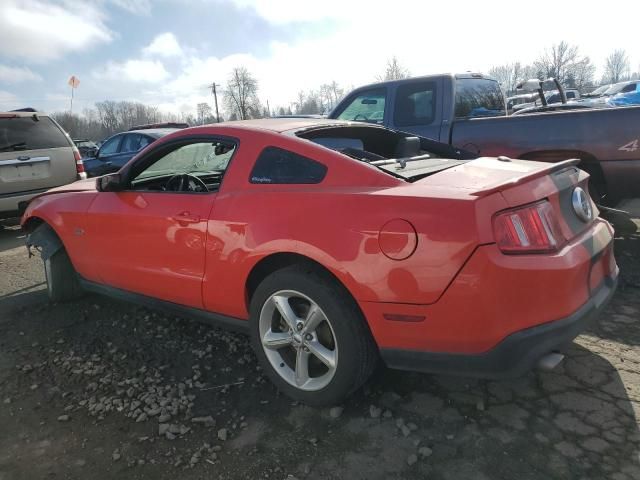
[604, 82, 631, 95]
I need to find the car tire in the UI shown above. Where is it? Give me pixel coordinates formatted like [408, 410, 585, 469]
[43, 249, 83, 302]
[249, 264, 378, 406]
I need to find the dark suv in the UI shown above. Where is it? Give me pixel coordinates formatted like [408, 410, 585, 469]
[83, 123, 188, 177]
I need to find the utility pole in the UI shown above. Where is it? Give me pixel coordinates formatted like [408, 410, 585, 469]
[207, 82, 220, 123]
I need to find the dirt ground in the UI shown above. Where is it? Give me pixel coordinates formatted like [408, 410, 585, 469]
[0, 220, 639, 480]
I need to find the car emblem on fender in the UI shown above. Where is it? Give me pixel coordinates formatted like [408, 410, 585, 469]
[572, 187, 592, 222]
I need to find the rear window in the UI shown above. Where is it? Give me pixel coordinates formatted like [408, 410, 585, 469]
[454, 79, 505, 118]
[250, 147, 327, 184]
[0, 116, 70, 151]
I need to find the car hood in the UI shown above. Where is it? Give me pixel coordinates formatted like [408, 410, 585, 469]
[46, 177, 97, 194]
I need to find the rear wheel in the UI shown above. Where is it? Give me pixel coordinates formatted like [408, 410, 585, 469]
[249, 265, 378, 406]
[43, 249, 83, 302]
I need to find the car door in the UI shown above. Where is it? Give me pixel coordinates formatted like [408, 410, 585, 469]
[89, 134, 123, 176]
[84, 136, 236, 309]
[114, 133, 145, 170]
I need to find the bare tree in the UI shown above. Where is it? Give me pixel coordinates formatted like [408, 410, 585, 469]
[604, 49, 630, 84]
[376, 56, 410, 82]
[569, 57, 596, 90]
[534, 41, 580, 85]
[196, 102, 212, 124]
[224, 66, 260, 120]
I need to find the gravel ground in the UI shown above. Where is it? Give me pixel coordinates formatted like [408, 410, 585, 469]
[0, 221, 639, 480]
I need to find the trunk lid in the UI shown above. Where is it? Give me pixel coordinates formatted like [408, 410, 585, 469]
[418, 157, 596, 242]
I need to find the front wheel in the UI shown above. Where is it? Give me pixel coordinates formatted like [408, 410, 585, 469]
[43, 249, 83, 302]
[249, 265, 378, 406]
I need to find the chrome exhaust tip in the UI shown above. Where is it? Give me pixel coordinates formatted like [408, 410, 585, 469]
[537, 352, 565, 372]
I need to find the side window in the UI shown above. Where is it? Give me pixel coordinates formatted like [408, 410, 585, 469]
[250, 147, 327, 184]
[99, 136, 121, 156]
[138, 135, 152, 150]
[120, 134, 141, 153]
[394, 81, 436, 127]
[335, 88, 386, 124]
[133, 141, 236, 183]
[566, 91, 576, 99]
[621, 84, 636, 93]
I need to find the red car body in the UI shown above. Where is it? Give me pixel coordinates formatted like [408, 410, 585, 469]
[21, 119, 618, 382]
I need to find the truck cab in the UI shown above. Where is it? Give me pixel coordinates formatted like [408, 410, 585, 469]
[329, 73, 506, 142]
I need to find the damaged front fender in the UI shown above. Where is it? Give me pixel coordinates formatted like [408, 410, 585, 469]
[26, 223, 63, 260]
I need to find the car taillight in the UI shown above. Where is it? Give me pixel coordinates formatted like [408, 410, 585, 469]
[72, 147, 85, 174]
[493, 200, 565, 254]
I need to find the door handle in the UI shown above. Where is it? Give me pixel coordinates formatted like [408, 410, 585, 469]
[173, 212, 200, 224]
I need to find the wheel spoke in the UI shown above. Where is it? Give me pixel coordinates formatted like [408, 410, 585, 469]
[272, 295, 299, 331]
[306, 340, 336, 370]
[294, 348, 310, 387]
[302, 304, 323, 334]
[262, 330, 292, 350]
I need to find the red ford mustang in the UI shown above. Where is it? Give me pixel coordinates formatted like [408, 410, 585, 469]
[21, 119, 618, 405]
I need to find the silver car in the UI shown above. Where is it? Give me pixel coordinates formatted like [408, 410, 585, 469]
[0, 110, 85, 219]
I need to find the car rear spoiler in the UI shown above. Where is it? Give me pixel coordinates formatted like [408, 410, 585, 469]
[471, 158, 581, 196]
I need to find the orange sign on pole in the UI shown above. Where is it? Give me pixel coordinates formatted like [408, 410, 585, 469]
[68, 75, 80, 115]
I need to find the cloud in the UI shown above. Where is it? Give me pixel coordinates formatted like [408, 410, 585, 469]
[0, 65, 42, 84]
[108, 0, 152, 15]
[0, 90, 19, 107]
[143, 32, 183, 58]
[0, 1, 113, 63]
[93, 59, 170, 83]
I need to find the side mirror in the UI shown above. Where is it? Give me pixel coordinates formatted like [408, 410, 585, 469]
[96, 173, 124, 192]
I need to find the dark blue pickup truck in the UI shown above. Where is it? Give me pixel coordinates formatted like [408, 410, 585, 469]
[329, 73, 640, 204]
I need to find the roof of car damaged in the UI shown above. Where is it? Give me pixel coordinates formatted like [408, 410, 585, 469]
[212, 118, 378, 134]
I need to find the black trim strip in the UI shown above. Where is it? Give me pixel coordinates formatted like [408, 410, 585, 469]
[0, 186, 51, 199]
[380, 274, 618, 380]
[78, 277, 249, 333]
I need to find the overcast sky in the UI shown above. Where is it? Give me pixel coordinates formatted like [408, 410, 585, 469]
[0, 0, 638, 116]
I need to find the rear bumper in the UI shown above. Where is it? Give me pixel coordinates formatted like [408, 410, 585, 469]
[380, 274, 618, 379]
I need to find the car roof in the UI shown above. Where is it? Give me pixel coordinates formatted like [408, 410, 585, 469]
[121, 128, 182, 138]
[335, 73, 496, 93]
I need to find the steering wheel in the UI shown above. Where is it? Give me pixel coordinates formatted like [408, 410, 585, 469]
[353, 113, 369, 121]
[165, 173, 209, 192]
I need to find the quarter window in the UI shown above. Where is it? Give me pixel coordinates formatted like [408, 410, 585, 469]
[394, 82, 436, 127]
[335, 88, 386, 124]
[250, 147, 327, 184]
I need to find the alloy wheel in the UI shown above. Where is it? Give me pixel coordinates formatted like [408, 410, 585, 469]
[258, 289, 338, 391]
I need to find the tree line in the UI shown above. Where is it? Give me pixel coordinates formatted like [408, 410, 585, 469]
[52, 43, 637, 140]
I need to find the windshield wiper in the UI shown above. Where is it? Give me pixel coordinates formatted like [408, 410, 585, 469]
[0, 142, 27, 152]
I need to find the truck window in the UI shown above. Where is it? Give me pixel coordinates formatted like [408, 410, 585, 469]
[394, 81, 436, 127]
[335, 88, 386, 124]
[454, 79, 505, 118]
